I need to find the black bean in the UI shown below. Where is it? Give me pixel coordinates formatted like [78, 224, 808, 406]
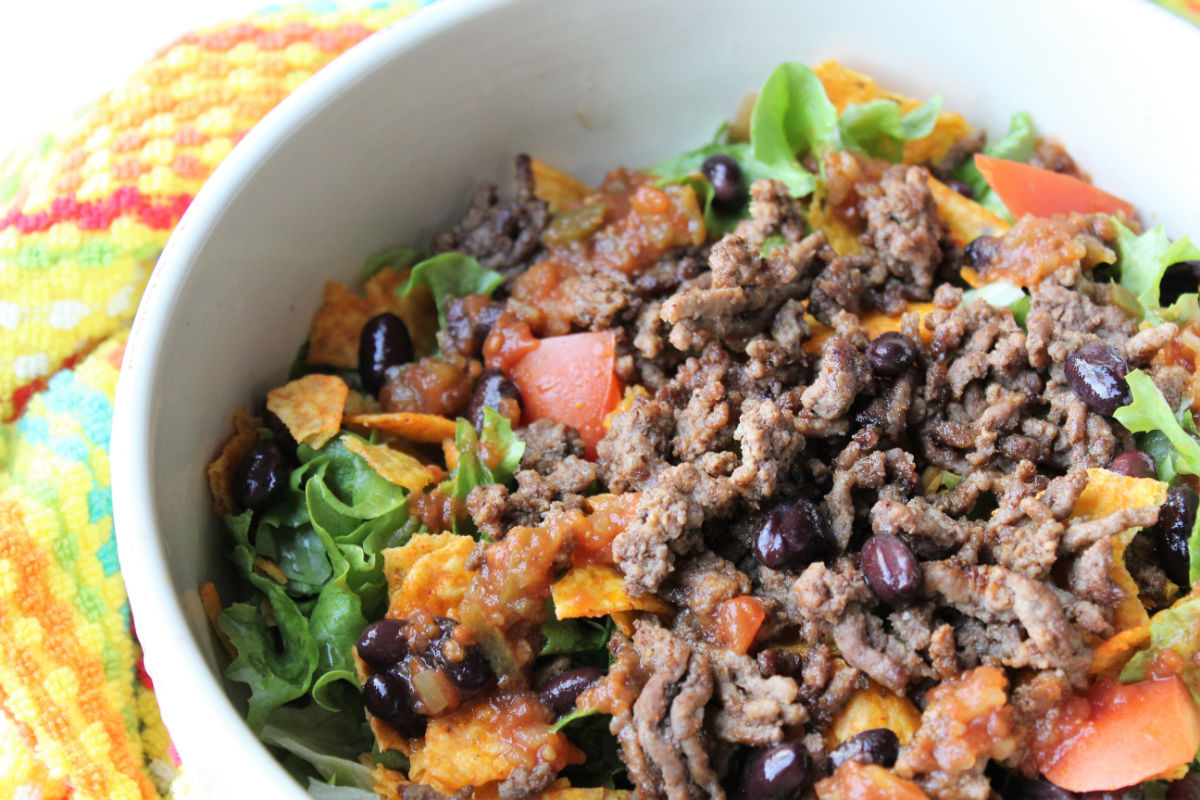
[359, 312, 414, 396]
[1156, 485, 1197, 586]
[466, 368, 522, 430]
[1064, 341, 1131, 416]
[827, 728, 899, 770]
[1159, 260, 1200, 307]
[701, 154, 746, 213]
[263, 409, 299, 461]
[754, 498, 831, 570]
[943, 177, 974, 200]
[866, 331, 918, 377]
[363, 671, 408, 719]
[756, 648, 802, 679]
[1001, 776, 1076, 800]
[964, 235, 1001, 268]
[740, 742, 809, 800]
[442, 644, 493, 692]
[233, 439, 289, 511]
[1108, 449, 1157, 479]
[356, 618, 409, 668]
[1166, 773, 1200, 800]
[537, 666, 603, 717]
[861, 533, 922, 608]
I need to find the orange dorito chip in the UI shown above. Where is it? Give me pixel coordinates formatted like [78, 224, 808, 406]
[344, 412, 458, 444]
[383, 533, 478, 620]
[927, 177, 1011, 250]
[551, 562, 672, 618]
[827, 684, 923, 747]
[407, 692, 582, 793]
[266, 374, 348, 450]
[307, 281, 373, 369]
[804, 303, 936, 355]
[808, 196, 861, 256]
[816, 762, 931, 800]
[531, 158, 592, 213]
[813, 60, 972, 166]
[199, 582, 235, 658]
[1091, 625, 1151, 675]
[541, 789, 633, 800]
[363, 267, 438, 356]
[340, 435, 434, 493]
[206, 407, 262, 515]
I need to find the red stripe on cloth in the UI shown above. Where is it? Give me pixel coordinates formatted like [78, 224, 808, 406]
[0, 186, 192, 234]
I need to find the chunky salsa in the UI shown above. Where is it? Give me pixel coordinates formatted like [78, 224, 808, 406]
[204, 61, 1200, 800]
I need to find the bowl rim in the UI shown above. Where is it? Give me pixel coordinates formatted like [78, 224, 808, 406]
[111, 0, 513, 796]
[110, 0, 1200, 796]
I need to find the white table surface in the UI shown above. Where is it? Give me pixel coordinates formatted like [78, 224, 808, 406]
[0, 0, 270, 158]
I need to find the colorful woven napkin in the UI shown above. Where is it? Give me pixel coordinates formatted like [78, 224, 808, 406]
[0, 1, 1197, 799]
[0, 3, 423, 797]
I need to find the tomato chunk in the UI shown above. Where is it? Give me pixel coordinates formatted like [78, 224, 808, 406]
[974, 154, 1135, 220]
[713, 596, 766, 655]
[508, 330, 622, 458]
[1035, 675, 1200, 792]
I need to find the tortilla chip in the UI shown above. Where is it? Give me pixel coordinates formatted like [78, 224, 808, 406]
[804, 303, 936, 355]
[1071, 468, 1167, 521]
[552, 562, 671, 618]
[407, 696, 582, 793]
[1111, 527, 1151, 630]
[343, 389, 378, 417]
[363, 267, 438, 356]
[199, 582, 235, 658]
[814, 61, 973, 165]
[371, 764, 409, 800]
[1091, 625, 1151, 675]
[345, 412, 458, 444]
[827, 684, 922, 747]
[307, 281, 373, 369]
[384, 533, 478, 620]
[602, 385, 650, 431]
[531, 158, 592, 213]
[927, 176, 1011, 248]
[341, 435, 434, 493]
[266, 374, 348, 450]
[206, 407, 262, 515]
[541, 789, 633, 800]
[808, 196, 862, 256]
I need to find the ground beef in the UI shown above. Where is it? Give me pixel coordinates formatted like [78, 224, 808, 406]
[801, 336, 871, 420]
[431, 154, 549, 281]
[496, 762, 558, 800]
[860, 164, 945, 294]
[519, 418, 585, 474]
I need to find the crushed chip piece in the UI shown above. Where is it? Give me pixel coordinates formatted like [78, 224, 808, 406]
[384, 533, 478, 620]
[928, 176, 1011, 248]
[343, 389, 379, 417]
[542, 789, 633, 800]
[1112, 528, 1151, 631]
[266, 374, 348, 450]
[199, 582, 235, 658]
[345, 412, 458, 444]
[828, 684, 922, 747]
[816, 761, 931, 800]
[341, 435, 434, 493]
[371, 764, 410, 800]
[363, 267, 438, 355]
[1091, 625, 1151, 675]
[253, 556, 288, 585]
[407, 693, 582, 793]
[804, 304, 936, 355]
[814, 61, 973, 165]
[206, 407, 262, 515]
[552, 562, 672, 618]
[531, 158, 592, 213]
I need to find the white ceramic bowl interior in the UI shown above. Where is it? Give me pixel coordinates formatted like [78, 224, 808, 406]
[111, 0, 1200, 797]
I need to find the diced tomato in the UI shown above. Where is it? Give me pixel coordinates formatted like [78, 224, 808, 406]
[1035, 675, 1200, 792]
[508, 330, 623, 458]
[713, 596, 766, 655]
[974, 154, 1135, 220]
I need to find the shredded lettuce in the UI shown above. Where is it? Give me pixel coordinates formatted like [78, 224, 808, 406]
[748, 62, 838, 197]
[1113, 219, 1200, 320]
[439, 408, 524, 535]
[837, 95, 942, 163]
[550, 707, 600, 733]
[1113, 371, 1200, 478]
[361, 246, 423, 282]
[541, 613, 614, 658]
[400, 253, 504, 327]
[1120, 595, 1200, 703]
[220, 436, 419, 732]
[952, 111, 1036, 221]
[261, 705, 375, 790]
[559, 712, 628, 790]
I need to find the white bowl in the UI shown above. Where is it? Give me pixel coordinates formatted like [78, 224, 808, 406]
[111, 0, 1200, 797]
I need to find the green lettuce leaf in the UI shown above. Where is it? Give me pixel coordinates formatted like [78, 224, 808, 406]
[559, 712, 628, 790]
[439, 409, 524, 535]
[261, 704, 375, 789]
[952, 111, 1036, 221]
[1120, 595, 1200, 703]
[749, 62, 838, 197]
[837, 95, 942, 163]
[1113, 371, 1200, 478]
[550, 706, 600, 733]
[1114, 219, 1200, 318]
[361, 246, 423, 282]
[541, 613, 614, 657]
[649, 141, 779, 236]
[400, 253, 504, 327]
